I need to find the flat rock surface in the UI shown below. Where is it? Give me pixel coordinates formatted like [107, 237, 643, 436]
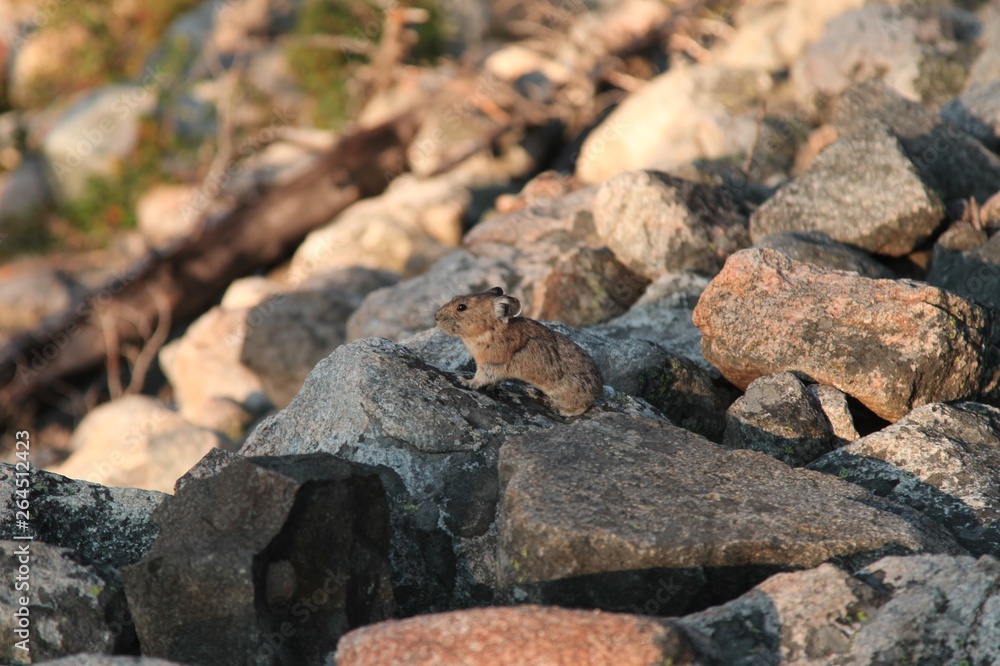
[693, 248, 1000, 421]
[810, 402, 1000, 556]
[335, 605, 698, 666]
[498, 413, 962, 613]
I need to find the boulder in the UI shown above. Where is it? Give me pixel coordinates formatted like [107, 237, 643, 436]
[713, 0, 864, 72]
[679, 554, 1000, 665]
[965, 2, 1000, 89]
[833, 80, 1000, 204]
[497, 413, 962, 616]
[335, 605, 698, 666]
[692, 248, 1000, 422]
[463, 187, 599, 250]
[754, 231, 895, 278]
[941, 79, 1000, 151]
[289, 173, 468, 280]
[0, 264, 85, 335]
[0, 156, 51, 226]
[575, 63, 772, 184]
[7, 22, 94, 109]
[808, 383, 860, 445]
[159, 306, 272, 427]
[29, 657, 186, 666]
[238, 288, 364, 408]
[723, 372, 839, 467]
[928, 227, 1000, 310]
[749, 122, 944, 257]
[0, 464, 164, 568]
[809, 402, 1000, 556]
[0, 541, 136, 663]
[52, 395, 233, 494]
[121, 453, 393, 666]
[587, 271, 710, 370]
[41, 83, 159, 202]
[240, 337, 661, 613]
[592, 170, 749, 278]
[792, 6, 980, 108]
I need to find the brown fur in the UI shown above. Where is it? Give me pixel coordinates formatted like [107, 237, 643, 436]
[434, 287, 604, 417]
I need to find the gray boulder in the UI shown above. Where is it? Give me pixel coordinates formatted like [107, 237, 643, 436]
[723, 372, 844, 467]
[809, 402, 1000, 556]
[941, 79, 1000, 151]
[121, 453, 393, 666]
[41, 84, 158, 202]
[793, 6, 980, 108]
[749, 122, 944, 257]
[755, 231, 894, 279]
[497, 413, 963, 616]
[928, 227, 1000, 310]
[346, 249, 517, 342]
[834, 79, 1000, 204]
[239, 285, 374, 407]
[679, 554, 1000, 665]
[0, 541, 136, 663]
[587, 271, 710, 371]
[592, 170, 749, 279]
[240, 337, 662, 613]
[0, 464, 164, 568]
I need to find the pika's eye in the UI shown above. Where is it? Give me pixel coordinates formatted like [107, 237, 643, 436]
[457, 304, 467, 312]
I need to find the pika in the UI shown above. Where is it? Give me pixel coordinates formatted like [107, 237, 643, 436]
[434, 287, 604, 417]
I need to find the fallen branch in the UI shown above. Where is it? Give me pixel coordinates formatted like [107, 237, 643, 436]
[0, 112, 421, 419]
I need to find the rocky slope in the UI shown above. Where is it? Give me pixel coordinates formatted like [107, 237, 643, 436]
[3, 0, 1000, 664]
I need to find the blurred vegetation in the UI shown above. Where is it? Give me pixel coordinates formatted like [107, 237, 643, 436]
[1, 0, 448, 259]
[285, 0, 446, 129]
[14, 0, 204, 110]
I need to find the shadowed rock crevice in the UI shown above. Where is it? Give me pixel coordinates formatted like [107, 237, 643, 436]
[120, 453, 393, 666]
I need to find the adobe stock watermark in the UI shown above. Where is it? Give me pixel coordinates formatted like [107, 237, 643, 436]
[15, 265, 145, 385]
[636, 576, 684, 616]
[49, 66, 168, 183]
[0, 0, 72, 51]
[179, 105, 297, 226]
[244, 567, 352, 666]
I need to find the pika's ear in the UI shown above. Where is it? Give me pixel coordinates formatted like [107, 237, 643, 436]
[493, 295, 522, 323]
[486, 286, 504, 296]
